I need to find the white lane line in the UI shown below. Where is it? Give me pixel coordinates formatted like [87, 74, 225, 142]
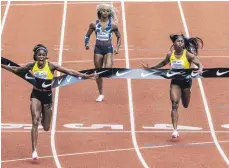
[121, 1, 150, 168]
[2, 140, 229, 163]
[1, 1, 10, 153]
[1, 1, 11, 36]
[51, 1, 68, 168]
[178, 1, 229, 166]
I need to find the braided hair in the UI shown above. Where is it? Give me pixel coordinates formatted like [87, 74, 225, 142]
[33, 44, 48, 61]
[96, 3, 119, 24]
[169, 34, 203, 56]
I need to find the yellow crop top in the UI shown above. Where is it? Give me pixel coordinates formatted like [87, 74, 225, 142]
[170, 49, 190, 69]
[32, 60, 53, 79]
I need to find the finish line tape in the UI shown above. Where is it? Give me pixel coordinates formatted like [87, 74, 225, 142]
[2, 57, 229, 89]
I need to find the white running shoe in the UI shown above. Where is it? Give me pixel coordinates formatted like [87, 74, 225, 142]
[171, 130, 179, 139]
[32, 150, 38, 160]
[96, 95, 104, 102]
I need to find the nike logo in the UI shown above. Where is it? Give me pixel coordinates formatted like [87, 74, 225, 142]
[141, 71, 156, 78]
[191, 71, 199, 77]
[116, 70, 132, 77]
[58, 77, 63, 84]
[48, 93, 52, 96]
[166, 71, 183, 78]
[67, 76, 72, 82]
[51, 79, 55, 85]
[216, 70, 229, 76]
[7, 63, 11, 66]
[25, 73, 35, 80]
[94, 70, 109, 75]
[191, 70, 208, 77]
[42, 82, 52, 88]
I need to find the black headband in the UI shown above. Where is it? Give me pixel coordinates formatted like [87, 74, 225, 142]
[35, 46, 48, 53]
[176, 35, 184, 39]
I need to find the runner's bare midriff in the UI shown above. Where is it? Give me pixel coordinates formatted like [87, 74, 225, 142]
[33, 86, 52, 92]
[96, 40, 112, 46]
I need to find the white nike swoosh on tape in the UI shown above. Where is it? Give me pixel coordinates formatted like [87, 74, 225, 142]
[94, 70, 109, 75]
[191, 71, 199, 77]
[166, 71, 182, 77]
[141, 71, 156, 78]
[191, 70, 208, 77]
[67, 76, 72, 82]
[51, 79, 55, 85]
[216, 70, 229, 76]
[25, 73, 35, 80]
[116, 70, 132, 77]
[42, 82, 52, 88]
[58, 78, 63, 84]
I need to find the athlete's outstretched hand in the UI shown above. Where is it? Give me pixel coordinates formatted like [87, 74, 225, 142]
[196, 68, 203, 75]
[83, 73, 98, 80]
[140, 63, 151, 70]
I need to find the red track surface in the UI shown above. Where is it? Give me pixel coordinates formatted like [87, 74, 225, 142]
[1, 1, 229, 168]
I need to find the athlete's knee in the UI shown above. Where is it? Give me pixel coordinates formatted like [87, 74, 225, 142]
[182, 97, 190, 108]
[43, 125, 50, 131]
[32, 117, 40, 128]
[183, 103, 189, 108]
[171, 102, 179, 119]
[171, 101, 179, 111]
[42, 118, 51, 131]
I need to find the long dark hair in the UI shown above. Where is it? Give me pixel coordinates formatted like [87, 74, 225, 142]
[170, 34, 203, 56]
[33, 44, 48, 61]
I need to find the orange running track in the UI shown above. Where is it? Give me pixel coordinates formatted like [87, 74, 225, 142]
[1, 1, 229, 168]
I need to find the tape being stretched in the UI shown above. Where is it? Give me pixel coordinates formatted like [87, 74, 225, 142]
[2, 57, 229, 89]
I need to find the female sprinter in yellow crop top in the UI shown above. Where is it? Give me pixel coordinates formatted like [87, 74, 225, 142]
[1, 44, 97, 160]
[141, 34, 203, 139]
